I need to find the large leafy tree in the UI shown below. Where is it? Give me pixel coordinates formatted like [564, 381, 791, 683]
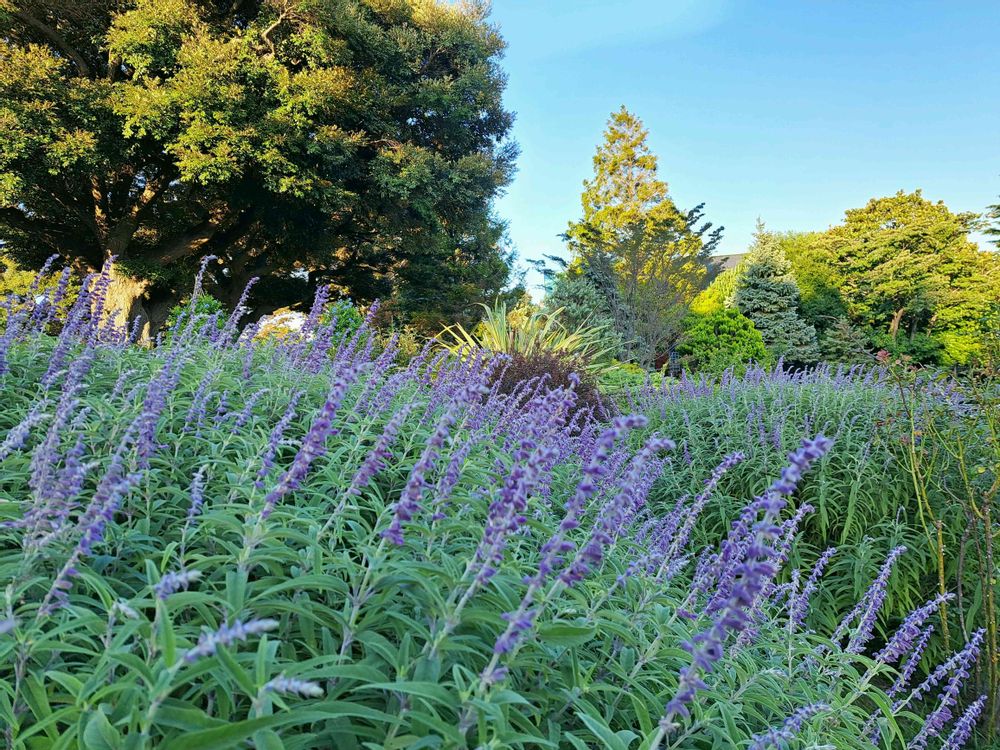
[820, 191, 999, 365]
[777, 231, 847, 335]
[565, 107, 721, 367]
[0, 0, 517, 331]
[733, 222, 820, 366]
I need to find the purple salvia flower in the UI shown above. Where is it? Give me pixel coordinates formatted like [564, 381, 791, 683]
[345, 403, 417, 501]
[86, 258, 116, 343]
[560, 435, 674, 586]
[901, 629, 984, 708]
[186, 466, 208, 523]
[875, 592, 954, 665]
[939, 695, 986, 750]
[381, 382, 483, 545]
[748, 703, 830, 750]
[887, 625, 934, 700]
[666, 451, 746, 562]
[0, 410, 47, 461]
[184, 618, 279, 662]
[110, 368, 137, 402]
[470, 392, 572, 588]
[212, 390, 230, 427]
[40, 444, 142, 615]
[788, 547, 836, 631]
[256, 391, 304, 488]
[909, 666, 969, 749]
[661, 436, 832, 731]
[487, 415, 647, 659]
[840, 545, 907, 653]
[154, 569, 202, 600]
[184, 367, 223, 434]
[263, 674, 324, 698]
[259, 366, 360, 520]
[430, 435, 479, 521]
[215, 277, 259, 350]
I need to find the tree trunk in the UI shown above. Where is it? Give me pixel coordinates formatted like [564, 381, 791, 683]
[889, 308, 905, 339]
[100, 269, 152, 342]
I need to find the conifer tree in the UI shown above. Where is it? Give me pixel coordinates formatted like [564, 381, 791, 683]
[734, 221, 820, 366]
[819, 318, 871, 364]
[566, 107, 722, 367]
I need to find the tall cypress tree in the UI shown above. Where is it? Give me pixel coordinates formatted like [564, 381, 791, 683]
[733, 221, 820, 366]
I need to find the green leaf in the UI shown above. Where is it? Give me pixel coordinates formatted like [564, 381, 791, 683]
[81, 710, 121, 750]
[537, 622, 596, 648]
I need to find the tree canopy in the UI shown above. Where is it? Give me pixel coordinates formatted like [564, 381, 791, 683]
[0, 0, 518, 331]
[819, 191, 999, 365]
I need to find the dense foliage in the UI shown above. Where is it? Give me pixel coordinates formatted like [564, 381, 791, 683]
[674, 308, 770, 375]
[687, 193, 999, 369]
[733, 224, 820, 367]
[0, 261, 992, 748]
[0, 0, 518, 331]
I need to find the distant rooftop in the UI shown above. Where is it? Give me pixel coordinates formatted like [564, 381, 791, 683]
[711, 252, 747, 271]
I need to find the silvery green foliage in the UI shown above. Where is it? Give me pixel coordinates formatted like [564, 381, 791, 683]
[734, 222, 821, 366]
[0, 262, 984, 748]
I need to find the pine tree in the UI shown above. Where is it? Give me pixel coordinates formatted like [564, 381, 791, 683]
[734, 221, 820, 366]
[819, 318, 871, 364]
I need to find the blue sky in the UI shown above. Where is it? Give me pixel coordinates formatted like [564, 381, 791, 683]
[488, 0, 1000, 295]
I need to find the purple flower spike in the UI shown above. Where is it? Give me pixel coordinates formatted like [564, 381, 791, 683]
[263, 674, 324, 698]
[940, 695, 986, 750]
[835, 545, 907, 653]
[876, 592, 954, 665]
[185, 618, 279, 662]
[660, 435, 832, 732]
[748, 703, 829, 750]
[154, 569, 202, 600]
[259, 366, 360, 520]
[788, 547, 836, 631]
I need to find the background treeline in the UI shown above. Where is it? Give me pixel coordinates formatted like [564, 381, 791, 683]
[531, 108, 1000, 382]
[0, 0, 521, 334]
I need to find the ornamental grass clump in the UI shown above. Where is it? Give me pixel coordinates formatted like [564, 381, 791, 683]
[0, 261, 988, 748]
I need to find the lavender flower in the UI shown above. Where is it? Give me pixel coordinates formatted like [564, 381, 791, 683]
[263, 674, 324, 698]
[887, 625, 934, 700]
[665, 451, 746, 563]
[185, 618, 279, 662]
[902, 629, 984, 707]
[260, 366, 360, 520]
[232, 388, 269, 430]
[488, 415, 647, 659]
[255, 391, 304, 488]
[836, 545, 907, 653]
[661, 436, 832, 730]
[346, 403, 416, 500]
[154, 569, 202, 600]
[939, 695, 986, 750]
[186, 466, 208, 523]
[748, 703, 829, 750]
[382, 383, 483, 545]
[876, 592, 954, 665]
[787, 547, 836, 631]
[560, 435, 674, 586]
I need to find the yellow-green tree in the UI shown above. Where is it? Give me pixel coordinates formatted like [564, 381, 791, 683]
[821, 191, 999, 365]
[565, 107, 721, 367]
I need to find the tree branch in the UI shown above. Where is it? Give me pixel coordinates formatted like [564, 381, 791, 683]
[10, 9, 92, 78]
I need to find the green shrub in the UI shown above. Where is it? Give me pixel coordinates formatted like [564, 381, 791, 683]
[677, 308, 772, 374]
